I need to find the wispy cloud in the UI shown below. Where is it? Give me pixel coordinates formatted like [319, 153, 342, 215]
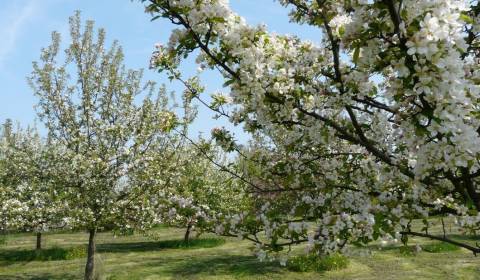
[0, 0, 38, 67]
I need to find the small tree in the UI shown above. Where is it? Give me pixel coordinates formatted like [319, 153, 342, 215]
[152, 143, 248, 242]
[29, 12, 178, 280]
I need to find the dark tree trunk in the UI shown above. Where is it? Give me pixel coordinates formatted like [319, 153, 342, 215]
[36, 232, 42, 250]
[184, 222, 193, 243]
[464, 179, 480, 211]
[461, 168, 480, 211]
[84, 229, 96, 280]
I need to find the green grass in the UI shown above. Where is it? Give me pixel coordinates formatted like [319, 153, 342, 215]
[287, 253, 349, 272]
[97, 237, 225, 253]
[0, 219, 479, 280]
[397, 245, 419, 256]
[422, 242, 461, 253]
[0, 245, 86, 262]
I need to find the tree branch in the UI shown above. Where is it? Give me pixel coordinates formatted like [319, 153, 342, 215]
[400, 230, 480, 255]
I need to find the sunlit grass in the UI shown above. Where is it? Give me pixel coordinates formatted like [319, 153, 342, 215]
[422, 242, 461, 253]
[0, 220, 478, 280]
[287, 253, 349, 272]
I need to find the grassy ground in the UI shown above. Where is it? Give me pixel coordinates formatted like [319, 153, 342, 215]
[0, 221, 479, 280]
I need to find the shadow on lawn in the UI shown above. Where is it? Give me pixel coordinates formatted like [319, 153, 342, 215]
[359, 240, 467, 256]
[0, 273, 77, 280]
[447, 234, 480, 242]
[97, 237, 225, 253]
[164, 254, 283, 277]
[0, 246, 86, 262]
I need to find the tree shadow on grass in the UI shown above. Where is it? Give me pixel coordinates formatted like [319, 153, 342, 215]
[354, 243, 404, 252]
[0, 246, 85, 263]
[163, 254, 284, 277]
[447, 234, 479, 242]
[97, 238, 225, 253]
[0, 273, 77, 280]
[356, 239, 468, 256]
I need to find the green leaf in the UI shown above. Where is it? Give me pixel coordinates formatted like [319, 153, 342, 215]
[223, 79, 235, 87]
[460, 13, 474, 24]
[353, 46, 360, 65]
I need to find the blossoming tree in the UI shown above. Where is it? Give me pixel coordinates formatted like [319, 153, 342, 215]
[151, 142, 249, 242]
[141, 0, 480, 258]
[29, 12, 179, 280]
[0, 120, 18, 234]
[0, 120, 26, 237]
[0, 121, 69, 250]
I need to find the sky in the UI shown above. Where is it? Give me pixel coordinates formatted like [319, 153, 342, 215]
[0, 0, 321, 142]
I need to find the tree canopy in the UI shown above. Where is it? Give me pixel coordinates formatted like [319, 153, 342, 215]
[142, 0, 480, 257]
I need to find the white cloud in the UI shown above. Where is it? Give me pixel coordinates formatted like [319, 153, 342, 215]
[0, 0, 38, 67]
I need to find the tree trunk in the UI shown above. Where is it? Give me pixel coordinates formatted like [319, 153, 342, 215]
[84, 229, 96, 280]
[464, 179, 480, 211]
[461, 168, 480, 211]
[36, 232, 42, 250]
[184, 222, 193, 243]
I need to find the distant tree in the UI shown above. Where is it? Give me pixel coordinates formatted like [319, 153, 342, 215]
[151, 142, 249, 242]
[0, 119, 22, 235]
[0, 123, 68, 250]
[29, 12, 179, 280]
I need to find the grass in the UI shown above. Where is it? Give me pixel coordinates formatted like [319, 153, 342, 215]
[0, 246, 86, 262]
[0, 219, 478, 280]
[0, 235, 6, 246]
[97, 238, 225, 253]
[422, 242, 461, 253]
[287, 253, 349, 272]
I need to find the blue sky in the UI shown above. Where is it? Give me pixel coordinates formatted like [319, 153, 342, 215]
[0, 0, 320, 141]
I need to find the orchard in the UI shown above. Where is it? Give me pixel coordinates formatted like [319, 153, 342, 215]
[0, 1, 479, 279]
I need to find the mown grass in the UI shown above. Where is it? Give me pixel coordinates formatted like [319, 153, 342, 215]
[287, 253, 349, 272]
[0, 219, 478, 280]
[97, 237, 225, 253]
[422, 242, 461, 253]
[0, 235, 6, 246]
[0, 245, 86, 262]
